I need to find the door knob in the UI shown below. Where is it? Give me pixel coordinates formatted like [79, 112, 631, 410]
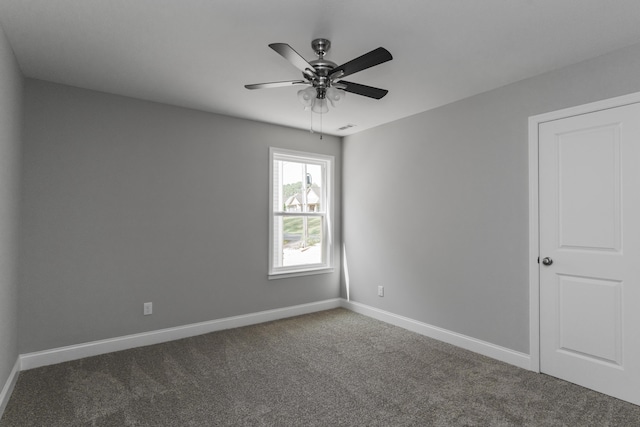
[542, 257, 553, 266]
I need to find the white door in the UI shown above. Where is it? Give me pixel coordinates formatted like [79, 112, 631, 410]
[539, 102, 640, 405]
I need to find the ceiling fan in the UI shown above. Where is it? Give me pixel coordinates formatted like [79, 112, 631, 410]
[245, 38, 392, 113]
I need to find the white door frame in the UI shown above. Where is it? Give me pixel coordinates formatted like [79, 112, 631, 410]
[528, 91, 640, 372]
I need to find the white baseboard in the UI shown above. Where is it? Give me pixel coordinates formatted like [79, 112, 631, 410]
[0, 357, 20, 418]
[20, 298, 342, 371]
[340, 299, 531, 370]
[18, 297, 530, 374]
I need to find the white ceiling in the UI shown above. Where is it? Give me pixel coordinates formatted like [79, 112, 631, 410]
[2, 0, 640, 136]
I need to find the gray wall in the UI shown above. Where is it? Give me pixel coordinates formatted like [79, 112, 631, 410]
[0, 23, 22, 391]
[14, 38, 640, 359]
[342, 42, 640, 354]
[19, 80, 341, 353]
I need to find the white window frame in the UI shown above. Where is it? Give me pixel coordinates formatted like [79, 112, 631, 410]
[269, 147, 334, 279]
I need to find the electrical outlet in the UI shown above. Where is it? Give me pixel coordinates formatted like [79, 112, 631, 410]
[378, 286, 384, 297]
[143, 302, 153, 315]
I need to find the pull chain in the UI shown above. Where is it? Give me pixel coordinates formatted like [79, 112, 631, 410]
[308, 109, 323, 140]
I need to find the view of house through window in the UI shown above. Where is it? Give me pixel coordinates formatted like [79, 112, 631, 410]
[270, 148, 333, 277]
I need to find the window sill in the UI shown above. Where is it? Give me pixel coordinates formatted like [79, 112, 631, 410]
[268, 267, 334, 280]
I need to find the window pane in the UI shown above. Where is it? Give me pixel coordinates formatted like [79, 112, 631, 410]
[278, 161, 324, 213]
[280, 216, 323, 267]
[281, 161, 304, 212]
[305, 163, 322, 212]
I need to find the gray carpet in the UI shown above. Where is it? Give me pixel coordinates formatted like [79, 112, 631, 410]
[1, 308, 639, 426]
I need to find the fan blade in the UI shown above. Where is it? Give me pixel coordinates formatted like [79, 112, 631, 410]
[338, 80, 388, 99]
[329, 47, 392, 79]
[269, 43, 317, 79]
[245, 80, 307, 90]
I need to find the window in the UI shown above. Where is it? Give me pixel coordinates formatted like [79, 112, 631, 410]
[269, 147, 333, 278]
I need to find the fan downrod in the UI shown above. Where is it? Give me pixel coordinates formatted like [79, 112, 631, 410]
[309, 39, 337, 80]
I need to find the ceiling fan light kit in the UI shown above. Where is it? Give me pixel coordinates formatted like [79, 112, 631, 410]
[245, 38, 392, 115]
[298, 86, 345, 112]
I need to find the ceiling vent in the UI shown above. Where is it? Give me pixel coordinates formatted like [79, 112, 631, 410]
[338, 124, 357, 131]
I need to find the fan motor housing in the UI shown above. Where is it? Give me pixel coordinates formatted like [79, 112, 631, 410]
[309, 59, 336, 76]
